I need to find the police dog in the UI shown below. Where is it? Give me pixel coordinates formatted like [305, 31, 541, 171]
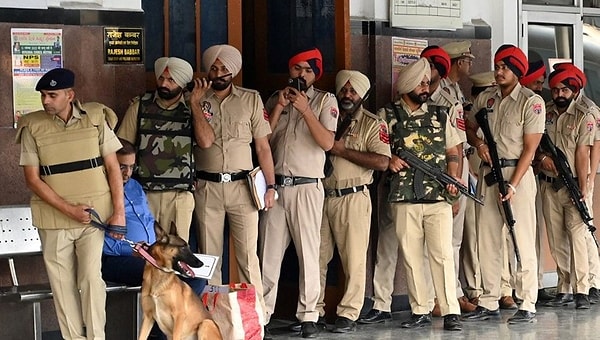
[138, 222, 222, 340]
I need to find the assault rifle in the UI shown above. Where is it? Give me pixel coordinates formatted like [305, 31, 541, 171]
[539, 133, 598, 246]
[475, 108, 521, 263]
[324, 88, 372, 177]
[396, 148, 484, 205]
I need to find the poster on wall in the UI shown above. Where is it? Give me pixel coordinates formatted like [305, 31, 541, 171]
[392, 37, 428, 97]
[11, 28, 63, 128]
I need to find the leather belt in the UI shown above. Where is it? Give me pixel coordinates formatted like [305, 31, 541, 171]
[481, 158, 519, 168]
[40, 157, 103, 176]
[196, 171, 249, 183]
[275, 175, 318, 186]
[538, 173, 558, 184]
[325, 185, 367, 198]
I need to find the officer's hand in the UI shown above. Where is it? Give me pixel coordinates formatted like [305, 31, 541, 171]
[388, 154, 408, 173]
[278, 88, 292, 107]
[263, 189, 277, 211]
[70, 204, 93, 224]
[476, 143, 492, 165]
[540, 156, 557, 174]
[288, 88, 310, 115]
[190, 78, 212, 104]
[500, 184, 516, 202]
[329, 139, 345, 156]
[452, 201, 460, 216]
[446, 183, 459, 196]
[106, 213, 126, 240]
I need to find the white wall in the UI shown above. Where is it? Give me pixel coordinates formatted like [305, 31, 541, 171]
[0, 0, 141, 11]
[350, 0, 521, 62]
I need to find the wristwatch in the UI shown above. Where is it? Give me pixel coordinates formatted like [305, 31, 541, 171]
[266, 184, 277, 190]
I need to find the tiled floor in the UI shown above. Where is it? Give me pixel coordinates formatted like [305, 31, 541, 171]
[267, 304, 600, 339]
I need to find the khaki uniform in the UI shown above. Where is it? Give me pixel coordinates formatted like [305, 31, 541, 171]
[379, 99, 462, 316]
[440, 78, 468, 107]
[316, 109, 391, 321]
[578, 94, 600, 290]
[259, 86, 338, 323]
[192, 86, 270, 308]
[430, 85, 469, 299]
[461, 151, 482, 299]
[470, 84, 545, 313]
[17, 102, 121, 339]
[540, 100, 595, 294]
[118, 95, 195, 241]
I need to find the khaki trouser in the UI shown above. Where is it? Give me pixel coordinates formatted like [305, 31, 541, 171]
[39, 227, 106, 340]
[259, 182, 324, 323]
[194, 179, 265, 313]
[461, 173, 482, 299]
[476, 166, 538, 312]
[146, 190, 194, 242]
[371, 198, 399, 312]
[317, 189, 371, 321]
[541, 180, 590, 294]
[392, 201, 460, 316]
[451, 157, 469, 298]
[585, 186, 600, 289]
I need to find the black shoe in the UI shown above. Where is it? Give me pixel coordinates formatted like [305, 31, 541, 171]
[575, 293, 591, 309]
[462, 306, 500, 321]
[289, 316, 326, 332]
[589, 287, 600, 304]
[545, 293, 574, 307]
[357, 309, 392, 324]
[301, 322, 319, 338]
[400, 313, 431, 329]
[332, 316, 356, 333]
[264, 325, 273, 340]
[443, 314, 462, 331]
[507, 310, 536, 324]
[538, 288, 555, 302]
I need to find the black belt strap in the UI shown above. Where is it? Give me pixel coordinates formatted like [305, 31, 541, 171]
[40, 157, 103, 176]
[325, 185, 367, 198]
[481, 158, 519, 168]
[196, 171, 249, 183]
[275, 175, 319, 186]
[538, 173, 558, 184]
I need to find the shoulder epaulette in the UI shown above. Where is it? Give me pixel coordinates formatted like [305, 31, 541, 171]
[519, 86, 536, 98]
[361, 109, 381, 121]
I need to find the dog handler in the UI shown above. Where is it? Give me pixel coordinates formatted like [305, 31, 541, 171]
[16, 68, 125, 339]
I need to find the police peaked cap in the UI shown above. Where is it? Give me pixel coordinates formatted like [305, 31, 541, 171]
[36, 68, 75, 91]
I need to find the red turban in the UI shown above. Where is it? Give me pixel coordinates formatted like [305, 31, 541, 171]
[420, 45, 451, 79]
[494, 44, 528, 78]
[548, 68, 581, 92]
[519, 60, 546, 86]
[289, 48, 323, 80]
[553, 63, 586, 88]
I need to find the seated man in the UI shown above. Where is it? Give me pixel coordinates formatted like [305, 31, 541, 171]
[101, 138, 207, 294]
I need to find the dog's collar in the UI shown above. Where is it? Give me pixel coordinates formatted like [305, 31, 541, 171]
[132, 242, 194, 278]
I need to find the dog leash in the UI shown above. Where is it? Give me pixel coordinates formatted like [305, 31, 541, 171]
[85, 208, 128, 234]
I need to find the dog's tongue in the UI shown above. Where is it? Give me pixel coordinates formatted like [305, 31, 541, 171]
[178, 261, 195, 278]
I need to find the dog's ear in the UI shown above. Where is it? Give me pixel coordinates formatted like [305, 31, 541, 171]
[154, 222, 167, 242]
[169, 221, 179, 236]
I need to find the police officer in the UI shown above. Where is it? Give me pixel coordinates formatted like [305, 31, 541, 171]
[464, 44, 544, 324]
[118, 57, 207, 242]
[537, 66, 595, 309]
[421, 45, 477, 314]
[520, 61, 556, 303]
[461, 71, 496, 303]
[259, 47, 338, 338]
[192, 44, 275, 309]
[316, 70, 390, 333]
[441, 41, 475, 106]
[379, 58, 463, 331]
[16, 68, 125, 339]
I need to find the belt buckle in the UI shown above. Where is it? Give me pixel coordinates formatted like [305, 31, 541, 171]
[283, 177, 293, 186]
[326, 189, 336, 197]
[220, 173, 232, 183]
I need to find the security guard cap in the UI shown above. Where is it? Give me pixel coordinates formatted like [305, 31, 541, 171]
[442, 41, 475, 59]
[36, 68, 75, 91]
[469, 71, 495, 88]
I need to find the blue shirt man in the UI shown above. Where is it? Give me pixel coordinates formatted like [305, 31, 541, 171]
[101, 139, 206, 294]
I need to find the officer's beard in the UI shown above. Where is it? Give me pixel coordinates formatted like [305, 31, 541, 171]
[408, 90, 429, 104]
[553, 96, 573, 109]
[157, 86, 183, 100]
[338, 98, 358, 112]
[211, 78, 232, 91]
